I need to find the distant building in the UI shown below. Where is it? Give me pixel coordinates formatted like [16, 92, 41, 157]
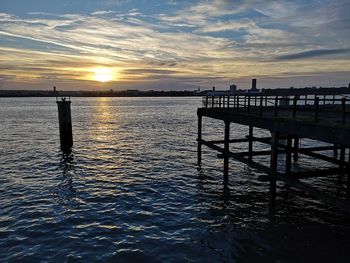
[230, 84, 237, 93]
[251, 79, 257, 92]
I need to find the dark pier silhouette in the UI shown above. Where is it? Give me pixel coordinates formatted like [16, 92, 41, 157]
[197, 80, 350, 212]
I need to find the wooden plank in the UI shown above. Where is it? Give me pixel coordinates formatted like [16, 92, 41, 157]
[290, 168, 340, 178]
[198, 107, 350, 145]
[208, 138, 250, 144]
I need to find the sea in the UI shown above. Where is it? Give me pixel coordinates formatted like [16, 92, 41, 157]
[0, 97, 349, 262]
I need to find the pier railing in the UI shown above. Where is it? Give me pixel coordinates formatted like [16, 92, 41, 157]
[202, 94, 350, 125]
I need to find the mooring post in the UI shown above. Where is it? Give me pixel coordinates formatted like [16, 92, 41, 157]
[248, 126, 253, 160]
[197, 114, 202, 165]
[270, 131, 279, 205]
[57, 97, 73, 150]
[293, 137, 299, 162]
[286, 136, 292, 174]
[224, 120, 230, 182]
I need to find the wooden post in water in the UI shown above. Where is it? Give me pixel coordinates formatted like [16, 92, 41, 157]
[347, 149, 350, 199]
[248, 126, 253, 160]
[270, 132, 279, 205]
[286, 136, 292, 174]
[224, 121, 230, 182]
[339, 145, 345, 176]
[57, 97, 73, 150]
[293, 137, 299, 162]
[341, 98, 346, 125]
[314, 97, 319, 122]
[197, 115, 202, 165]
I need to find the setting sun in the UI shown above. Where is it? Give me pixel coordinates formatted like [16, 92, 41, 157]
[93, 68, 113, 82]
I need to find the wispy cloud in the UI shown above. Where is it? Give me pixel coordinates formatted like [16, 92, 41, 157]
[275, 49, 350, 60]
[91, 10, 115, 16]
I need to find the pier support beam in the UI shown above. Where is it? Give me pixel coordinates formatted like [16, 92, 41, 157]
[197, 115, 202, 165]
[224, 121, 230, 182]
[248, 126, 253, 160]
[333, 144, 338, 157]
[270, 132, 279, 205]
[347, 149, 350, 199]
[286, 136, 292, 174]
[339, 145, 345, 176]
[57, 98, 73, 150]
[293, 137, 299, 162]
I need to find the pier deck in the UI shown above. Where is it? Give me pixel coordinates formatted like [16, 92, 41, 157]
[197, 87, 350, 212]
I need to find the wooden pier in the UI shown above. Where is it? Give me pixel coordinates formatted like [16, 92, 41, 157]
[197, 85, 350, 212]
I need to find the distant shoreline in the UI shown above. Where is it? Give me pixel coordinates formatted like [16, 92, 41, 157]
[0, 90, 203, 98]
[1, 85, 349, 97]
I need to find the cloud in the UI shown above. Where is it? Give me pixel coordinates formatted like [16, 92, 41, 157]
[275, 49, 350, 60]
[103, 0, 129, 7]
[91, 10, 115, 16]
[198, 20, 254, 33]
[157, 0, 245, 27]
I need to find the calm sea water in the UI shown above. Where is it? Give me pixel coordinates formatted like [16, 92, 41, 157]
[0, 97, 349, 262]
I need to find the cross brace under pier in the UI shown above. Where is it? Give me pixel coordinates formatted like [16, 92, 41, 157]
[198, 137, 350, 213]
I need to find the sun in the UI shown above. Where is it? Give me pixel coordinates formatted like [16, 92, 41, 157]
[92, 68, 113, 82]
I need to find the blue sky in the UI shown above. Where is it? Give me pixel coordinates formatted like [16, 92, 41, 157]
[0, 0, 349, 90]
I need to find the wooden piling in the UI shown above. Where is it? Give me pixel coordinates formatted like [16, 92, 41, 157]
[248, 126, 253, 160]
[347, 149, 350, 199]
[286, 136, 292, 174]
[270, 132, 279, 205]
[339, 146, 345, 176]
[197, 115, 202, 165]
[224, 121, 230, 182]
[293, 137, 299, 162]
[57, 98, 73, 149]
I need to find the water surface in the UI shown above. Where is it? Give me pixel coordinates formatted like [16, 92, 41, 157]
[0, 97, 349, 262]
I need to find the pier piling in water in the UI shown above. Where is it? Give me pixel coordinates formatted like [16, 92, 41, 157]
[57, 97, 73, 149]
[197, 115, 202, 165]
[224, 121, 230, 182]
[269, 132, 279, 205]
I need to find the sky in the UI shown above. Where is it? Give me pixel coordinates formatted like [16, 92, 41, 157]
[0, 0, 349, 91]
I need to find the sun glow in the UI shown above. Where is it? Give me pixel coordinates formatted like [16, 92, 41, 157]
[92, 68, 114, 82]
